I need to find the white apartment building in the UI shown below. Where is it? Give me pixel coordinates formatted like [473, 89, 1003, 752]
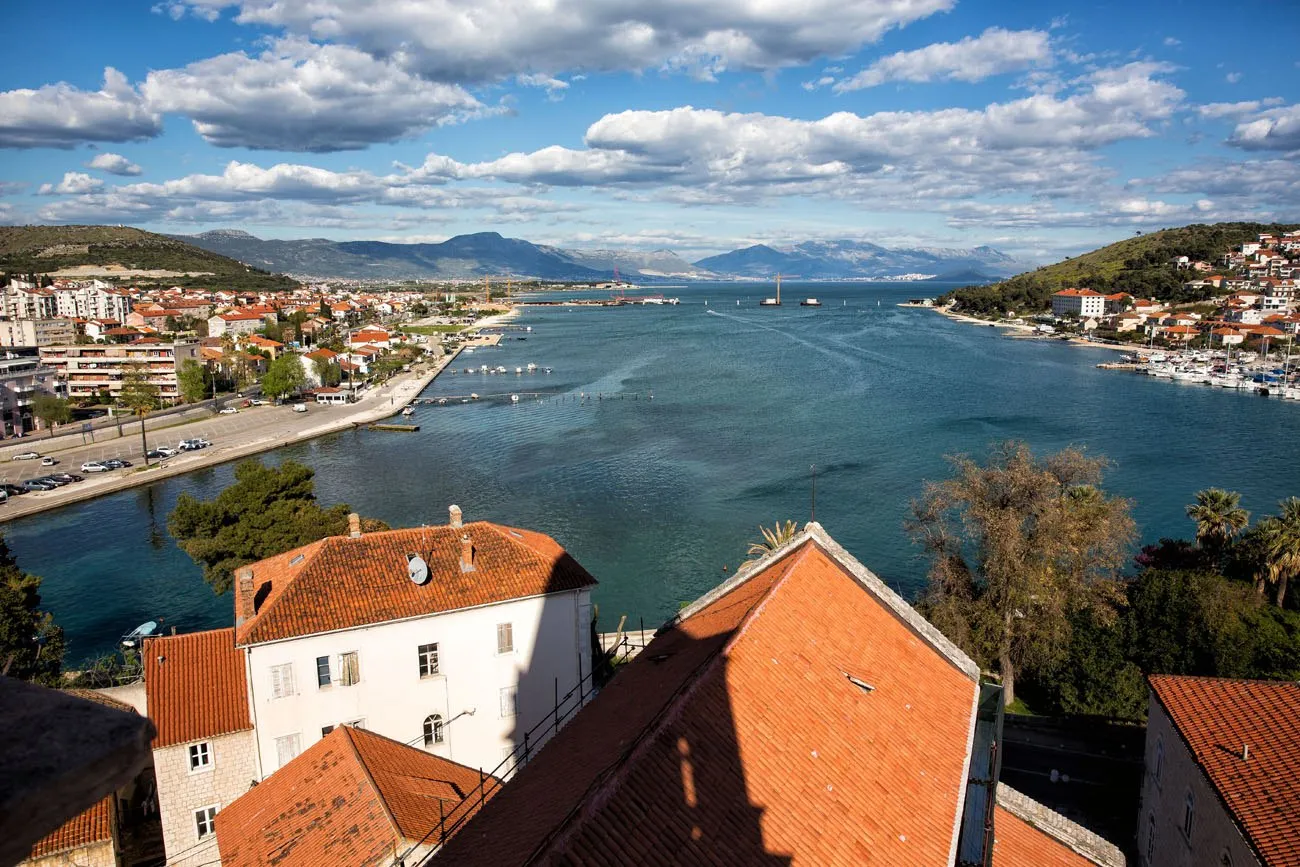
[142, 628, 257, 867]
[0, 318, 76, 348]
[233, 508, 597, 780]
[52, 283, 134, 322]
[40, 342, 200, 404]
[3, 285, 58, 320]
[1051, 288, 1107, 318]
[0, 356, 60, 438]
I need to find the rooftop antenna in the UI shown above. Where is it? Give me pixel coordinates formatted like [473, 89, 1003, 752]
[810, 464, 816, 522]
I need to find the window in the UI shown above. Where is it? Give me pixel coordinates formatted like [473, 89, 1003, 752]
[270, 663, 295, 699]
[497, 622, 514, 654]
[424, 714, 444, 746]
[316, 656, 331, 688]
[321, 725, 334, 737]
[194, 805, 218, 839]
[1154, 736, 1164, 786]
[1146, 814, 1155, 865]
[338, 651, 360, 687]
[275, 733, 301, 769]
[499, 685, 518, 718]
[187, 742, 211, 772]
[1182, 790, 1195, 838]
[418, 642, 440, 677]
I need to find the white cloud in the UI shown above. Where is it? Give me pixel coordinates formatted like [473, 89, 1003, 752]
[0, 68, 161, 149]
[38, 172, 105, 195]
[166, 0, 954, 82]
[1225, 71, 1242, 84]
[86, 152, 143, 176]
[1226, 103, 1300, 151]
[1196, 99, 1283, 120]
[141, 38, 487, 151]
[833, 27, 1052, 92]
[1162, 36, 1180, 47]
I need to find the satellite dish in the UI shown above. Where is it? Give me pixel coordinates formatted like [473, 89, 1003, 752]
[407, 553, 430, 585]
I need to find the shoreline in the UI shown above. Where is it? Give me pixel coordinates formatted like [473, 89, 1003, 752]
[0, 343, 466, 524]
[931, 304, 1130, 353]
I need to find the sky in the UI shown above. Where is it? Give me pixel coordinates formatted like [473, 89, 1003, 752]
[0, 0, 1297, 262]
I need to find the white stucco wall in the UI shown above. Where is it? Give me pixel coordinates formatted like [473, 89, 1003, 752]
[154, 730, 258, 867]
[245, 588, 592, 779]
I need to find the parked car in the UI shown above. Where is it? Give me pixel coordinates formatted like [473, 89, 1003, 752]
[23, 479, 56, 492]
[146, 450, 165, 460]
[0, 483, 29, 496]
[34, 476, 66, 487]
[218, 407, 239, 414]
[155, 446, 178, 458]
[249, 399, 266, 406]
[40, 457, 58, 466]
[81, 462, 111, 473]
[292, 403, 308, 413]
[50, 473, 83, 484]
[11, 452, 41, 461]
[102, 458, 132, 469]
[240, 399, 252, 408]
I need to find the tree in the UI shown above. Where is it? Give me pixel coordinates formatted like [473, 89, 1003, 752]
[32, 392, 71, 438]
[177, 359, 211, 404]
[0, 536, 65, 686]
[261, 353, 306, 401]
[908, 442, 1135, 706]
[313, 356, 342, 388]
[1256, 498, 1300, 608]
[745, 520, 799, 561]
[168, 459, 388, 595]
[1186, 488, 1249, 560]
[118, 365, 161, 465]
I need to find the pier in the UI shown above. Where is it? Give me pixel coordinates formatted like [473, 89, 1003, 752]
[409, 391, 653, 405]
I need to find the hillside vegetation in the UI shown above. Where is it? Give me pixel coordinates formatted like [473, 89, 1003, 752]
[941, 222, 1300, 316]
[0, 225, 298, 291]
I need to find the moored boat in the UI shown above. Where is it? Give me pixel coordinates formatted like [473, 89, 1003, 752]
[800, 298, 822, 307]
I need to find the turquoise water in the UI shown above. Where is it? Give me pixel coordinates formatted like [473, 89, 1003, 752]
[12, 282, 1300, 663]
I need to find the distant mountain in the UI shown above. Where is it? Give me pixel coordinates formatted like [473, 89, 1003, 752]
[173, 229, 1022, 282]
[694, 240, 1021, 280]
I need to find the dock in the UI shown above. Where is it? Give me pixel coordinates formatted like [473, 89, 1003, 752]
[368, 423, 420, 432]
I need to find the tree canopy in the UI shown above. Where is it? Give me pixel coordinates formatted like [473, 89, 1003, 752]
[32, 392, 71, 436]
[261, 353, 306, 400]
[168, 459, 387, 595]
[177, 359, 211, 404]
[0, 536, 64, 686]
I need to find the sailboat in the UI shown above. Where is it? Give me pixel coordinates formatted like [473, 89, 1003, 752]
[760, 274, 783, 307]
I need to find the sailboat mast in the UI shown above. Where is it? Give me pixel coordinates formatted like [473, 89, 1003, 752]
[776, 273, 781, 305]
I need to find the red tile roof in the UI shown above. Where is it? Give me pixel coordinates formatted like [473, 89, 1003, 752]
[433, 529, 980, 866]
[1150, 675, 1300, 866]
[234, 521, 597, 646]
[1054, 288, 1105, 297]
[215, 726, 495, 867]
[143, 627, 252, 748]
[993, 806, 1099, 867]
[28, 795, 113, 859]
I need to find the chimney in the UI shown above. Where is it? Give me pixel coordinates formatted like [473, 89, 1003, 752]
[348, 512, 362, 538]
[235, 567, 254, 626]
[449, 504, 462, 529]
[460, 534, 475, 573]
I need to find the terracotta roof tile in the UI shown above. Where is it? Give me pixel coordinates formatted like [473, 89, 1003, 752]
[1150, 675, 1300, 866]
[28, 795, 113, 859]
[234, 522, 596, 646]
[434, 535, 979, 866]
[143, 627, 252, 748]
[992, 806, 1100, 867]
[215, 726, 495, 867]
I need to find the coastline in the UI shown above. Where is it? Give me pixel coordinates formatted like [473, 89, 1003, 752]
[930, 304, 1130, 353]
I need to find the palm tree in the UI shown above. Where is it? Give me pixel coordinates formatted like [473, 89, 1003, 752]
[1186, 489, 1249, 556]
[1257, 498, 1300, 608]
[746, 520, 799, 561]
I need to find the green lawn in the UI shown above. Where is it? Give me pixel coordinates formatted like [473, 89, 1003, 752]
[401, 324, 464, 335]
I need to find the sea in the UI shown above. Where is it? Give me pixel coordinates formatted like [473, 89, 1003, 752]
[13, 281, 1300, 663]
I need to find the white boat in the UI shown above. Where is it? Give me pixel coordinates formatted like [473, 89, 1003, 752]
[496, 366, 507, 374]
[800, 298, 822, 307]
[401, 407, 414, 417]
[465, 348, 475, 354]
[480, 364, 488, 373]
[516, 367, 523, 374]
[470, 393, 480, 400]
[510, 394, 520, 403]
[526, 363, 537, 371]
[121, 620, 159, 649]
[760, 274, 783, 306]
[437, 398, 447, 406]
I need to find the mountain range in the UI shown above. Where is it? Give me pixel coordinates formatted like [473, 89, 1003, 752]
[174, 230, 1022, 282]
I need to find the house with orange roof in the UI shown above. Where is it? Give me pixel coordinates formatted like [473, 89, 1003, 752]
[1052, 288, 1106, 319]
[142, 627, 257, 867]
[215, 726, 497, 867]
[430, 523, 1125, 867]
[19, 795, 118, 867]
[1210, 327, 1246, 346]
[1140, 676, 1300, 867]
[232, 508, 598, 789]
[207, 309, 275, 338]
[241, 334, 284, 359]
[1158, 324, 1201, 344]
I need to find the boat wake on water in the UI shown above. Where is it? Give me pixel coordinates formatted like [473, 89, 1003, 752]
[706, 307, 903, 371]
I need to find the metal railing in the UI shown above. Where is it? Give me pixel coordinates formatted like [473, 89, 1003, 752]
[392, 633, 650, 867]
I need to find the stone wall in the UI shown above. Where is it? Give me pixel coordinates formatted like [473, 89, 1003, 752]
[155, 730, 258, 867]
[23, 840, 116, 867]
[1137, 695, 1260, 867]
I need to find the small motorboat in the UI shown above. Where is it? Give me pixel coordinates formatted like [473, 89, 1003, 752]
[516, 367, 523, 374]
[401, 407, 415, 417]
[511, 394, 520, 403]
[800, 298, 822, 307]
[437, 398, 447, 406]
[121, 620, 159, 649]
[470, 393, 480, 400]
[527, 363, 537, 371]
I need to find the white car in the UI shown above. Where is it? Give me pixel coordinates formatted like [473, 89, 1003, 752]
[40, 457, 58, 466]
[218, 407, 239, 414]
[11, 452, 41, 461]
[155, 446, 178, 458]
[81, 461, 111, 473]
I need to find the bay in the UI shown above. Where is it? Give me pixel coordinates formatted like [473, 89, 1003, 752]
[12, 281, 1300, 664]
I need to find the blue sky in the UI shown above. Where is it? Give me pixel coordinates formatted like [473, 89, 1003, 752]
[1, 0, 1297, 262]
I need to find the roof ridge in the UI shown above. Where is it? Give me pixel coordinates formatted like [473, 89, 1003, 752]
[996, 785, 1125, 867]
[527, 554, 795, 864]
[342, 727, 404, 844]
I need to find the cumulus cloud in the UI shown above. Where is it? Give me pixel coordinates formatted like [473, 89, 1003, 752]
[86, 152, 143, 176]
[0, 68, 161, 149]
[833, 27, 1052, 92]
[164, 0, 953, 81]
[1225, 71, 1242, 84]
[1226, 103, 1300, 152]
[141, 38, 487, 151]
[38, 172, 105, 195]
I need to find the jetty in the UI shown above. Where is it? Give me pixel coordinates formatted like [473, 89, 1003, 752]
[368, 423, 420, 432]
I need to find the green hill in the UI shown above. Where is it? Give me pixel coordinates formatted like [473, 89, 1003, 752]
[941, 222, 1300, 316]
[0, 225, 298, 291]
